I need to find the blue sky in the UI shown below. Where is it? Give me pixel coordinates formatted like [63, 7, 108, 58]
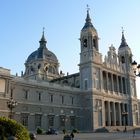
[0, 0, 140, 98]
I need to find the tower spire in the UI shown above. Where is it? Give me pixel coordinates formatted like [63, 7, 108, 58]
[119, 27, 128, 48]
[40, 27, 46, 41]
[39, 27, 47, 48]
[86, 4, 91, 23]
[82, 5, 94, 30]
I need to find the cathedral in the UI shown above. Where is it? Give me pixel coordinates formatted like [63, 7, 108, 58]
[0, 9, 139, 132]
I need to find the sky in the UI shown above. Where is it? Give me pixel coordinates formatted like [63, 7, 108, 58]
[0, 0, 140, 98]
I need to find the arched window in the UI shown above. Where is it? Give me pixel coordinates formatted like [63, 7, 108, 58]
[121, 56, 125, 63]
[38, 64, 41, 69]
[48, 66, 56, 74]
[93, 39, 96, 47]
[83, 39, 87, 47]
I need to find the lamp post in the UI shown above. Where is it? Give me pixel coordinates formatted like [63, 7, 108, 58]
[132, 61, 140, 77]
[122, 111, 128, 132]
[7, 98, 18, 119]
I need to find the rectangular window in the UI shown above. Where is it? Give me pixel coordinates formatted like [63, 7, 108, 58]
[38, 92, 41, 101]
[108, 73, 112, 91]
[118, 76, 122, 93]
[21, 114, 28, 127]
[35, 114, 42, 128]
[103, 71, 107, 91]
[71, 97, 74, 105]
[60, 115, 65, 127]
[113, 75, 117, 92]
[48, 115, 54, 127]
[61, 95, 64, 104]
[122, 77, 126, 94]
[70, 116, 75, 127]
[50, 94, 53, 103]
[24, 90, 28, 100]
[84, 79, 88, 90]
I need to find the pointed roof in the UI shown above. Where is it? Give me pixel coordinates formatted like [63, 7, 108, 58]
[119, 29, 128, 48]
[39, 27, 47, 48]
[82, 8, 96, 31]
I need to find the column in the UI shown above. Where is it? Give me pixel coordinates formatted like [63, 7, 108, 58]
[111, 74, 114, 93]
[126, 104, 129, 125]
[102, 100, 106, 127]
[118, 103, 122, 126]
[116, 76, 119, 94]
[122, 103, 125, 125]
[112, 102, 116, 126]
[100, 69, 103, 91]
[106, 72, 108, 92]
[107, 101, 111, 126]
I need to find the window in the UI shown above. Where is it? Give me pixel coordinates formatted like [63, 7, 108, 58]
[108, 73, 112, 91]
[103, 71, 107, 90]
[118, 76, 122, 93]
[38, 92, 41, 101]
[70, 116, 75, 127]
[10, 88, 13, 98]
[48, 66, 56, 74]
[60, 115, 65, 127]
[121, 56, 125, 63]
[122, 77, 126, 94]
[50, 94, 53, 103]
[61, 95, 64, 104]
[35, 114, 42, 128]
[71, 97, 74, 105]
[21, 114, 28, 127]
[24, 90, 28, 100]
[48, 115, 54, 127]
[84, 79, 88, 90]
[83, 39, 87, 47]
[93, 39, 96, 47]
[113, 75, 117, 92]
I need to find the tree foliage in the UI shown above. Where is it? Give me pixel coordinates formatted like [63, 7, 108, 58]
[0, 117, 30, 140]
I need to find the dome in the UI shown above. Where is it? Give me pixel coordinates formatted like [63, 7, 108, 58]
[26, 47, 58, 63]
[24, 31, 60, 81]
[26, 31, 58, 63]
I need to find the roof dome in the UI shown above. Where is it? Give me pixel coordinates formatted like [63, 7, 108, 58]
[26, 31, 58, 63]
[26, 47, 58, 63]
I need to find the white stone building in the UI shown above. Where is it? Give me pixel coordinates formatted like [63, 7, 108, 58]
[0, 9, 139, 132]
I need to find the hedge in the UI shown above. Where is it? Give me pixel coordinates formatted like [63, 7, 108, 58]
[0, 117, 30, 140]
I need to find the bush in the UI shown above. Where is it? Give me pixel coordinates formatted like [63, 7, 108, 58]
[0, 117, 30, 140]
[36, 127, 43, 134]
[72, 128, 79, 133]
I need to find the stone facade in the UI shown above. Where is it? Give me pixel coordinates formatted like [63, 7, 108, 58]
[0, 9, 139, 132]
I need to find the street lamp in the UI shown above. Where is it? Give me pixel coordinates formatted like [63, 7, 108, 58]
[122, 111, 128, 132]
[7, 98, 18, 119]
[132, 61, 140, 77]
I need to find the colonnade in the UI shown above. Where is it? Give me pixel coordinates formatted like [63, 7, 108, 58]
[104, 101, 129, 126]
[102, 71, 128, 94]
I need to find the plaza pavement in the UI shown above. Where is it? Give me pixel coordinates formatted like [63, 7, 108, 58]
[36, 130, 140, 140]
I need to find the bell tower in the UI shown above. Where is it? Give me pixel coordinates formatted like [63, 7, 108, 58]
[118, 29, 132, 72]
[79, 8, 102, 90]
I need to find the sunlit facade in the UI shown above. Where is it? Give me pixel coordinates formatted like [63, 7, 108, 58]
[0, 10, 139, 132]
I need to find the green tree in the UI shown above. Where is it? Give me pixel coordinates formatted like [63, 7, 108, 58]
[0, 117, 30, 140]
